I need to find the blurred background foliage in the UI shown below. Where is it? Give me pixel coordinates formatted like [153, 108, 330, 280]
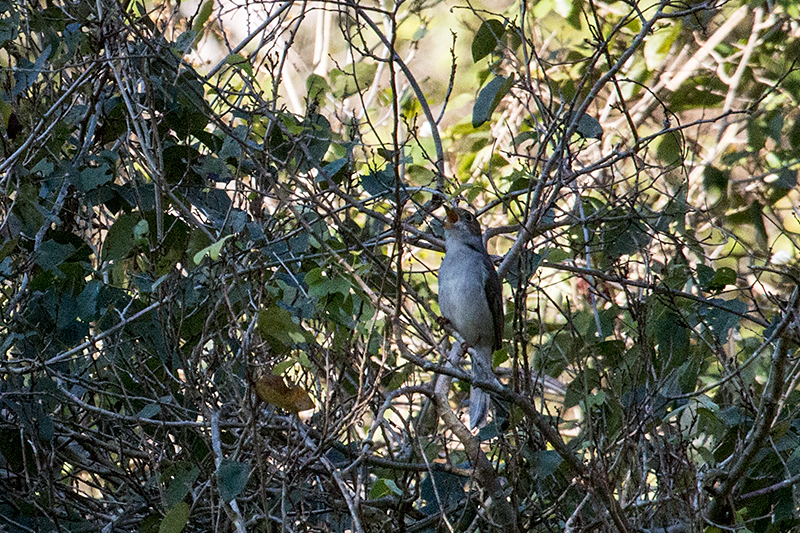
[1, 0, 800, 531]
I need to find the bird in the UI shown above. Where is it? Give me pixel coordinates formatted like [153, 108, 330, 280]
[438, 205, 504, 429]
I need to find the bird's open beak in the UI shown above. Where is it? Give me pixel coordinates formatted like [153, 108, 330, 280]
[444, 205, 459, 228]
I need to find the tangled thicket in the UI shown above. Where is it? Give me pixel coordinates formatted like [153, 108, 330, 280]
[2, 0, 800, 531]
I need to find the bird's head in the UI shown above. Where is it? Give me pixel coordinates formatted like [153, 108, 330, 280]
[444, 205, 482, 239]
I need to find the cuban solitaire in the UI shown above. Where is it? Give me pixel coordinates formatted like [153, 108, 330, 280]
[438, 205, 503, 429]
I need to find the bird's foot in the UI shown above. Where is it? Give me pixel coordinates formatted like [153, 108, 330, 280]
[436, 316, 451, 328]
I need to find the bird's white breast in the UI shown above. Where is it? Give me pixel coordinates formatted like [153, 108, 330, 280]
[438, 242, 493, 349]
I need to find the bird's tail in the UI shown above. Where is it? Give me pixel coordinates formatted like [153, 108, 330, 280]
[469, 347, 494, 429]
[469, 386, 490, 430]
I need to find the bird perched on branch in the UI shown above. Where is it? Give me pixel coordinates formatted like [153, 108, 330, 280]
[438, 205, 504, 429]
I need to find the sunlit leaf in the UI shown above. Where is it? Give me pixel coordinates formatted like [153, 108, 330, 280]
[191, 0, 214, 42]
[656, 131, 683, 166]
[644, 22, 681, 70]
[192, 234, 233, 264]
[306, 73, 330, 102]
[159, 502, 189, 533]
[370, 478, 403, 499]
[226, 53, 253, 77]
[257, 305, 307, 353]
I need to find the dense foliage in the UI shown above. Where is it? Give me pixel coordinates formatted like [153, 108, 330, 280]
[2, 0, 800, 531]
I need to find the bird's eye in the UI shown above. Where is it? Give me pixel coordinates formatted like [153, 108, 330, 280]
[463, 212, 474, 222]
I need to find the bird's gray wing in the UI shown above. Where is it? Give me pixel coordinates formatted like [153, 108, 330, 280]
[484, 255, 504, 353]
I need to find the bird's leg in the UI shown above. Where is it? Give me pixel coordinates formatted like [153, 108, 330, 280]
[457, 341, 471, 357]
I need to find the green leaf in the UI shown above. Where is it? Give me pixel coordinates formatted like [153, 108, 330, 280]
[306, 73, 330, 102]
[319, 157, 349, 184]
[12, 44, 51, 98]
[420, 471, 466, 509]
[699, 266, 736, 292]
[306, 270, 352, 298]
[749, 201, 768, 251]
[676, 358, 701, 395]
[472, 74, 515, 128]
[257, 305, 303, 353]
[173, 31, 196, 54]
[772, 168, 797, 189]
[506, 176, 530, 193]
[747, 118, 766, 151]
[702, 166, 728, 205]
[696, 264, 715, 288]
[298, 113, 332, 172]
[605, 218, 650, 258]
[564, 367, 601, 409]
[505, 250, 543, 288]
[159, 502, 189, 533]
[704, 299, 747, 343]
[512, 130, 539, 146]
[662, 261, 689, 290]
[136, 403, 161, 419]
[0, 428, 33, 472]
[102, 213, 141, 262]
[140, 513, 161, 533]
[330, 63, 378, 98]
[217, 459, 250, 502]
[472, 19, 505, 62]
[226, 53, 253, 77]
[653, 308, 689, 364]
[768, 112, 784, 145]
[475, 419, 499, 441]
[767, 169, 797, 203]
[529, 449, 563, 477]
[0, 2, 21, 46]
[197, 154, 232, 183]
[361, 166, 405, 198]
[595, 339, 626, 366]
[576, 114, 603, 139]
[272, 359, 296, 376]
[656, 131, 683, 166]
[76, 280, 102, 320]
[789, 117, 800, 150]
[37, 410, 54, 442]
[31, 157, 54, 177]
[164, 463, 200, 508]
[545, 247, 570, 263]
[585, 390, 606, 409]
[77, 164, 113, 192]
[163, 145, 203, 184]
[33, 240, 75, 272]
